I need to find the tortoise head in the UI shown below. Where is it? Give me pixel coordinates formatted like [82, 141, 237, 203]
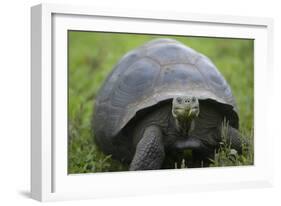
[172, 96, 200, 123]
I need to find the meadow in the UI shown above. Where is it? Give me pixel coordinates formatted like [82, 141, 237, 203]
[68, 31, 254, 173]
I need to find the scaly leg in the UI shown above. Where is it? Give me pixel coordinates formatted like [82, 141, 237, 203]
[129, 125, 165, 171]
[224, 126, 242, 154]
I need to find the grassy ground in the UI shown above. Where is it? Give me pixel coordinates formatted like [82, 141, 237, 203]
[68, 31, 254, 173]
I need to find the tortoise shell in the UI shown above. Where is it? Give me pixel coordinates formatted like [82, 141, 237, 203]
[93, 38, 238, 150]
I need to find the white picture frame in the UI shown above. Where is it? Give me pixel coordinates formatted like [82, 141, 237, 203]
[31, 3, 274, 202]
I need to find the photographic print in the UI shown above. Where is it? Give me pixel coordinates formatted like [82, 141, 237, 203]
[68, 31, 254, 174]
[31, 5, 273, 200]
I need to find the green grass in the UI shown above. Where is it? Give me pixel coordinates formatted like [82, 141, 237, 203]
[68, 31, 254, 173]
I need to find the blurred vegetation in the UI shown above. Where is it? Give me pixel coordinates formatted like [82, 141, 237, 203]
[68, 31, 254, 173]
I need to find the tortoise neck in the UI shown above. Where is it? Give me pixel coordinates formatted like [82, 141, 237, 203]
[174, 116, 195, 136]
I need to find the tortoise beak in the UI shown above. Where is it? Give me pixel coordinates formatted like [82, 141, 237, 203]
[188, 106, 199, 118]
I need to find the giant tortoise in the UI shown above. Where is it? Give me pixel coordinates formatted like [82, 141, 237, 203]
[93, 38, 242, 170]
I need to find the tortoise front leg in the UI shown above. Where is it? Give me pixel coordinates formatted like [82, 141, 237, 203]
[223, 126, 242, 154]
[192, 126, 243, 167]
[129, 125, 165, 171]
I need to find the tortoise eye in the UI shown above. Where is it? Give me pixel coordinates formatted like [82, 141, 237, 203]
[176, 97, 182, 104]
